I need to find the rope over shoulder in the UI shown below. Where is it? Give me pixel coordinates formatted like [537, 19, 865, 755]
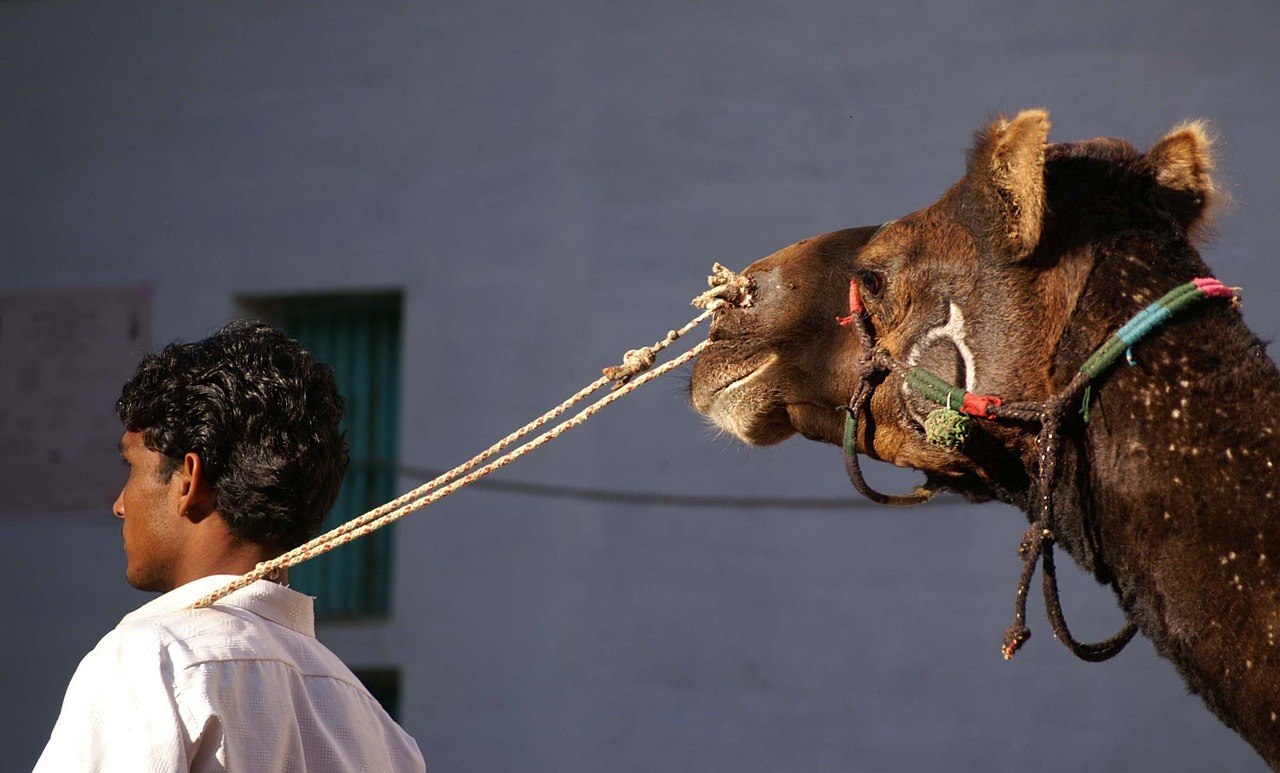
[191, 264, 753, 610]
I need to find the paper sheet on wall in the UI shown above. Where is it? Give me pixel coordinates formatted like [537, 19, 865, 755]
[0, 287, 152, 518]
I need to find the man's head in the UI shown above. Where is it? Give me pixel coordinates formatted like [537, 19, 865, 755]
[114, 320, 348, 591]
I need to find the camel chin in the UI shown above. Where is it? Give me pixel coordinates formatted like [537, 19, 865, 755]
[694, 352, 795, 445]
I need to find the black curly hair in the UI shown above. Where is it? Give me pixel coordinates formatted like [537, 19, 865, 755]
[117, 320, 349, 551]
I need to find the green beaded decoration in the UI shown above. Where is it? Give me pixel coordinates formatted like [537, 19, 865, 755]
[924, 407, 970, 449]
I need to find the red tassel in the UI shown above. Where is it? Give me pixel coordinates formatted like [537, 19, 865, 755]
[836, 278, 863, 326]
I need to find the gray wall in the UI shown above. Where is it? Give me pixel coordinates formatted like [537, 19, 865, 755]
[3, 1, 1278, 770]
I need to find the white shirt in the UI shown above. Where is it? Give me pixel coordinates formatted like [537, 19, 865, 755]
[34, 575, 426, 773]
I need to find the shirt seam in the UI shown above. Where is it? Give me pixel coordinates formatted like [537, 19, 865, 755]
[176, 657, 374, 695]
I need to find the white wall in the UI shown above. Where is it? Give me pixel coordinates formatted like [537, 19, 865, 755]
[3, 1, 1278, 770]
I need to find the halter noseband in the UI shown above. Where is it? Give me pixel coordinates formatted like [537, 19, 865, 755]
[837, 226, 1238, 662]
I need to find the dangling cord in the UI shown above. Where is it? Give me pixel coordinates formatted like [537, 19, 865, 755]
[838, 378, 938, 507]
[1041, 539, 1139, 661]
[1002, 392, 1137, 661]
[1002, 523, 1042, 659]
[836, 282, 937, 507]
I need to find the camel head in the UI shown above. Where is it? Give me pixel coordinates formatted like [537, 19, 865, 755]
[690, 109, 1218, 500]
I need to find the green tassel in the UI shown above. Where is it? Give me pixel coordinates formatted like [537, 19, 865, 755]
[837, 405, 858, 458]
[1080, 384, 1093, 424]
[924, 407, 970, 449]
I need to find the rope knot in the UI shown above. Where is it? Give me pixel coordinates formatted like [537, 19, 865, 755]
[692, 263, 754, 309]
[1017, 527, 1053, 561]
[1017, 532, 1035, 561]
[603, 347, 659, 389]
[1002, 625, 1031, 661]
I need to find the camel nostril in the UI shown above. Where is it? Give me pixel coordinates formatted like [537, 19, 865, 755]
[708, 305, 751, 343]
[706, 310, 737, 340]
[739, 267, 778, 306]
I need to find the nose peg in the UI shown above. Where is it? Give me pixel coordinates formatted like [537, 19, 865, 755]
[692, 263, 754, 310]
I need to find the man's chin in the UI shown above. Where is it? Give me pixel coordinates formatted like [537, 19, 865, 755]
[125, 566, 172, 593]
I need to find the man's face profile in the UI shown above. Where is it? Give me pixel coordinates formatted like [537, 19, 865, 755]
[114, 431, 185, 592]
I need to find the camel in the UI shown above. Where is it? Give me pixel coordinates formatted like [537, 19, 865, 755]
[689, 109, 1280, 767]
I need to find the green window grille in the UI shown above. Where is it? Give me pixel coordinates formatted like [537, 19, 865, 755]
[242, 292, 402, 619]
[352, 667, 403, 721]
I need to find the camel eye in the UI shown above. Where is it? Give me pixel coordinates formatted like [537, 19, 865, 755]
[857, 269, 885, 299]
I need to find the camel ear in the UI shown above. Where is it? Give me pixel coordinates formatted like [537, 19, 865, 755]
[1148, 120, 1218, 236]
[966, 109, 1051, 260]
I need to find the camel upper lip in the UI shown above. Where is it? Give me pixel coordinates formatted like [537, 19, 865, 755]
[697, 351, 779, 404]
[721, 354, 777, 391]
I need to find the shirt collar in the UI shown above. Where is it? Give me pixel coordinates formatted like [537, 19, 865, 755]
[122, 575, 316, 637]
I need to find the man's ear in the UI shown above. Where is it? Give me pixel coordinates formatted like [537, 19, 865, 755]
[175, 452, 217, 523]
[965, 109, 1051, 260]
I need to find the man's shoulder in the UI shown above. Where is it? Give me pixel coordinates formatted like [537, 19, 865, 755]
[81, 615, 172, 671]
[111, 579, 322, 668]
[95, 605, 238, 677]
[122, 605, 392, 730]
[121, 604, 298, 664]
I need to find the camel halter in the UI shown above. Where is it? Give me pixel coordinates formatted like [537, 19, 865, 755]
[190, 265, 754, 610]
[836, 232, 1239, 662]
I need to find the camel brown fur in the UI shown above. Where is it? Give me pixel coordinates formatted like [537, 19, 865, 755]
[690, 110, 1280, 767]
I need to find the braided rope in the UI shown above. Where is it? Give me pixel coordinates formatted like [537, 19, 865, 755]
[1079, 278, 1234, 379]
[190, 279, 744, 609]
[1001, 391, 1139, 661]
